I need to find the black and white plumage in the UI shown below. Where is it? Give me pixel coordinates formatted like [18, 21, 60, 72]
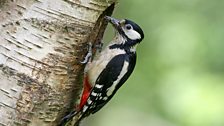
[59, 16, 144, 126]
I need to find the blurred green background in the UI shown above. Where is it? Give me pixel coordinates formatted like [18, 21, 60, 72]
[84, 0, 224, 126]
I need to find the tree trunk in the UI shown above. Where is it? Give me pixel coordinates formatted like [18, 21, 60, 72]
[0, 0, 116, 125]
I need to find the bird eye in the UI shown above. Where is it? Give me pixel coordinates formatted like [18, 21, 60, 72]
[125, 24, 132, 30]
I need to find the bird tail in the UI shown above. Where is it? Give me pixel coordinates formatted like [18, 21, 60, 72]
[58, 111, 79, 126]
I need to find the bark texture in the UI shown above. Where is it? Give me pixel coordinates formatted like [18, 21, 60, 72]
[0, 0, 115, 125]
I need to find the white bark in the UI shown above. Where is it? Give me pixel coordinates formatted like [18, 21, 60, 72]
[0, 0, 116, 125]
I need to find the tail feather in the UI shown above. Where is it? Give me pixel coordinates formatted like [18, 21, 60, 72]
[58, 111, 78, 126]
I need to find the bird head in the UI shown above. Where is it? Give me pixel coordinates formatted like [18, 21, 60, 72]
[105, 16, 144, 48]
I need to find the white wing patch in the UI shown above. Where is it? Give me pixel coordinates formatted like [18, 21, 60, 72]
[91, 91, 97, 96]
[123, 28, 141, 40]
[87, 99, 92, 104]
[87, 47, 126, 85]
[95, 84, 103, 88]
[83, 105, 88, 112]
[106, 61, 129, 96]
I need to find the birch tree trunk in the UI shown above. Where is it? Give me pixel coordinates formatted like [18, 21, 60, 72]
[0, 0, 116, 125]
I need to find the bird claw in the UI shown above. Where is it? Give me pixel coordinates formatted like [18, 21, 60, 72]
[80, 40, 104, 64]
[80, 42, 93, 64]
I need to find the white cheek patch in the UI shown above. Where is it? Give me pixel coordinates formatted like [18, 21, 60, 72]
[124, 29, 141, 40]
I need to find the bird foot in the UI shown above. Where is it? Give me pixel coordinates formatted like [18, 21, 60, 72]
[80, 42, 93, 64]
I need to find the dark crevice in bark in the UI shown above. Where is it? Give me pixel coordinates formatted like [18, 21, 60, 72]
[56, 3, 116, 126]
[86, 3, 115, 54]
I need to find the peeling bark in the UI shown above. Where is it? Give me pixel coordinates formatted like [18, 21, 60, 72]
[0, 0, 116, 125]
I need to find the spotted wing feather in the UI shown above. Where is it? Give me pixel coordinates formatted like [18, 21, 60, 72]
[82, 52, 136, 117]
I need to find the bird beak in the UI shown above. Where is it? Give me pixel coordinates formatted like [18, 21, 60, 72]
[104, 16, 122, 31]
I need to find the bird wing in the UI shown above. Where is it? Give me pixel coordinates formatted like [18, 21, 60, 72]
[82, 53, 136, 116]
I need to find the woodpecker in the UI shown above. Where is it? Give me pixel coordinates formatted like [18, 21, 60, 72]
[59, 16, 144, 126]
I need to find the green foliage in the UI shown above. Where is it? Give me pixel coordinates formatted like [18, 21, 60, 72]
[85, 1, 224, 126]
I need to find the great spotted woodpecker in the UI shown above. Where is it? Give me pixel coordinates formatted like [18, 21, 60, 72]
[59, 16, 144, 126]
